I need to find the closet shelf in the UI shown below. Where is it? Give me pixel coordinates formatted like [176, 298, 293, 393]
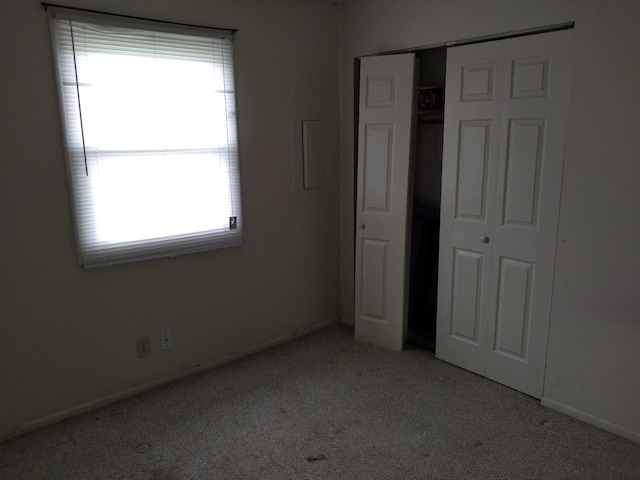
[417, 109, 444, 123]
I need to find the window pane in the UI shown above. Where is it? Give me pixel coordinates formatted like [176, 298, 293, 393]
[91, 152, 231, 242]
[78, 54, 230, 150]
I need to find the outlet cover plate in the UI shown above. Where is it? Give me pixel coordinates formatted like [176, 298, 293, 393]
[136, 336, 151, 358]
[161, 330, 172, 350]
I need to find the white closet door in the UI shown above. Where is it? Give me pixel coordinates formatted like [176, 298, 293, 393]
[436, 41, 504, 375]
[437, 30, 572, 398]
[485, 30, 572, 397]
[354, 54, 416, 351]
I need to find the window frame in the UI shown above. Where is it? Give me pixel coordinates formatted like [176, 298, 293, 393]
[47, 6, 243, 268]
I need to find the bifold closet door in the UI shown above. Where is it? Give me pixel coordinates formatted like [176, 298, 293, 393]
[354, 54, 416, 351]
[436, 30, 572, 398]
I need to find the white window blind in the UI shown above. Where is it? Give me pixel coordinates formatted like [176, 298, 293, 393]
[48, 7, 242, 268]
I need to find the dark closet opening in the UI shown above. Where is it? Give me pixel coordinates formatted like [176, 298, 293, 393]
[407, 47, 446, 352]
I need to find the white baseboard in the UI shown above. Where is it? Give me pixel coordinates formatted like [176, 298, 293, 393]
[1, 317, 340, 443]
[541, 396, 640, 444]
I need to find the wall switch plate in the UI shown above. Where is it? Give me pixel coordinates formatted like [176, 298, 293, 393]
[161, 330, 173, 350]
[136, 336, 151, 358]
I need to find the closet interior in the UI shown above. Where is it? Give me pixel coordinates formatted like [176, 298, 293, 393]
[407, 47, 447, 352]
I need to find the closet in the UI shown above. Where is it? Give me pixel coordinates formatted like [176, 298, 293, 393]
[354, 27, 572, 398]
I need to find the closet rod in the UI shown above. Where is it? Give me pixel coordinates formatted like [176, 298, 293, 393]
[360, 21, 574, 57]
[40, 2, 239, 35]
[446, 21, 574, 48]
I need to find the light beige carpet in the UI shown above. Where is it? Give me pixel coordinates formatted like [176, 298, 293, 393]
[1, 324, 639, 479]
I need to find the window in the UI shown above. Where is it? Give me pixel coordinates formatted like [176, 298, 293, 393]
[48, 6, 242, 268]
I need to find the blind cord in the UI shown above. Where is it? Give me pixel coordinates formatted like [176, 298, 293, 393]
[69, 20, 89, 176]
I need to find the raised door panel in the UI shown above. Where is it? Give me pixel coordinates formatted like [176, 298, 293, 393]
[363, 124, 394, 212]
[456, 121, 492, 221]
[493, 257, 535, 360]
[502, 119, 545, 227]
[360, 239, 388, 322]
[511, 56, 550, 99]
[450, 249, 484, 345]
[461, 63, 495, 102]
[366, 75, 397, 107]
[437, 245, 489, 374]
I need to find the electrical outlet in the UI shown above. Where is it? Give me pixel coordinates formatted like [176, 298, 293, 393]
[161, 330, 173, 350]
[136, 336, 152, 358]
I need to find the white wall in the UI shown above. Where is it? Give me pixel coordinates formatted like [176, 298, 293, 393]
[338, 0, 640, 441]
[0, 0, 340, 440]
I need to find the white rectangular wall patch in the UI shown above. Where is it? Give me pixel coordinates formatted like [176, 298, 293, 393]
[302, 120, 324, 190]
